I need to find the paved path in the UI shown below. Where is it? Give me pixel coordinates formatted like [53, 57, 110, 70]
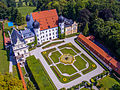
[9, 46, 16, 73]
[30, 36, 104, 89]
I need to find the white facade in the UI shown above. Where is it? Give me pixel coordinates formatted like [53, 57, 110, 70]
[24, 37, 35, 44]
[59, 22, 64, 34]
[34, 27, 58, 45]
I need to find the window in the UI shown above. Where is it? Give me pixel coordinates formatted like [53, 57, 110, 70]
[49, 30, 51, 32]
[49, 33, 51, 36]
[30, 40, 32, 42]
[37, 34, 39, 37]
[41, 36, 42, 39]
[52, 29, 54, 31]
[38, 39, 39, 41]
[47, 38, 48, 40]
[46, 31, 47, 33]
[42, 32, 44, 34]
[53, 33, 54, 35]
[43, 36, 44, 38]
[53, 36, 54, 38]
[18, 52, 20, 55]
[24, 50, 26, 53]
[46, 34, 48, 37]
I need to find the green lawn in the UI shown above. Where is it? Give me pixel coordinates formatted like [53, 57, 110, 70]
[26, 55, 56, 90]
[41, 48, 56, 65]
[58, 43, 81, 53]
[21, 67, 26, 77]
[50, 51, 61, 63]
[51, 66, 81, 83]
[0, 31, 9, 74]
[42, 41, 64, 49]
[60, 48, 76, 56]
[17, 6, 36, 17]
[57, 63, 77, 75]
[97, 76, 120, 89]
[81, 54, 97, 74]
[12, 65, 20, 79]
[74, 56, 87, 71]
[80, 88, 90, 90]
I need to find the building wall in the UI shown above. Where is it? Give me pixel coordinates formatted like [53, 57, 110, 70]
[59, 23, 64, 34]
[65, 27, 72, 35]
[14, 47, 29, 57]
[65, 22, 78, 35]
[34, 27, 58, 45]
[25, 37, 35, 44]
[72, 22, 78, 34]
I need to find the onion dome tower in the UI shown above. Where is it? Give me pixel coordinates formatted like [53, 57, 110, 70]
[32, 20, 40, 29]
[26, 15, 30, 22]
[59, 15, 65, 34]
[59, 15, 64, 23]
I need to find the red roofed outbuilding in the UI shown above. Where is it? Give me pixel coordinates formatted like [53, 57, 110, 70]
[77, 34, 120, 75]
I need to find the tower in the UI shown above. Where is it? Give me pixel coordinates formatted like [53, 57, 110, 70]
[10, 29, 29, 66]
[26, 14, 34, 29]
[32, 20, 41, 45]
[59, 15, 65, 34]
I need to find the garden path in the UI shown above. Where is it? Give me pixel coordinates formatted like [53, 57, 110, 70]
[30, 36, 104, 89]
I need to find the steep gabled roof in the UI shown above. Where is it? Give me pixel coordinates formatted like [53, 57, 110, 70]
[32, 9, 58, 30]
[11, 29, 24, 44]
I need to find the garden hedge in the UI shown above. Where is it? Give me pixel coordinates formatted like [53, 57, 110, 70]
[74, 38, 109, 71]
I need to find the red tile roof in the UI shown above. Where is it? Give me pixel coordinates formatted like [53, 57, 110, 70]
[78, 34, 120, 75]
[78, 34, 111, 61]
[32, 9, 58, 30]
[17, 63, 27, 90]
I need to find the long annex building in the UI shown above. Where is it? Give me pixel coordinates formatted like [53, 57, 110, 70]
[77, 34, 120, 75]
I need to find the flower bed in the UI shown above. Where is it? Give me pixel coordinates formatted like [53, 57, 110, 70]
[41, 48, 56, 65]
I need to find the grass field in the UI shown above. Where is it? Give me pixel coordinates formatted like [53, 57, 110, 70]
[60, 48, 76, 56]
[74, 56, 87, 71]
[97, 76, 120, 89]
[58, 43, 81, 53]
[50, 51, 61, 63]
[51, 66, 81, 83]
[81, 54, 97, 74]
[0, 31, 9, 74]
[56, 63, 77, 75]
[42, 41, 64, 49]
[12, 65, 19, 79]
[17, 6, 36, 17]
[26, 55, 56, 90]
[41, 48, 56, 65]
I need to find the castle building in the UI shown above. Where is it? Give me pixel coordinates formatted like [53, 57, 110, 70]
[58, 15, 78, 35]
[10, 29, 29, 66]
[26, 9, 59, 45]
[20, 28, 35, 44]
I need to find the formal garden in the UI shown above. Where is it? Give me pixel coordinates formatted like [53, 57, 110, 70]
[41, 43, 97, 83]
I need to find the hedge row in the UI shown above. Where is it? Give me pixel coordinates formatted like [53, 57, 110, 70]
[51, 66, 81, 83]
[26, 55, 56, 90]
[41, 48, 56, 65]
[74, 39, 109, 71]
[42, 40, 64, 49]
